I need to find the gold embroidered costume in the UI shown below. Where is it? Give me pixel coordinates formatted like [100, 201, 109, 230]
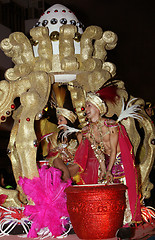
[47, 132, 78, 166]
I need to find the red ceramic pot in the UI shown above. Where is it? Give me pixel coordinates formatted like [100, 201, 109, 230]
[65, 184, 127, 239]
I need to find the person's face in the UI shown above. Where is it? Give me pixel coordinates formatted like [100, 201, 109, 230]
[146, 107, 152, 117]
[85, 101, 100, 122]
[58, 115, 68, 129]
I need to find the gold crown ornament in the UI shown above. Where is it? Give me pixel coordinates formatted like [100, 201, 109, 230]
[86, 93, 107, 116]
[56, 107, 77, 123]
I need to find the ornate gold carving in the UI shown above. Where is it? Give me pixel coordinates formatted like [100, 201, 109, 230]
[30, 27, 53, 72]
[80, 26, 103, 71]
[59, 25, 79, 71]
[0, 187, 23, 208]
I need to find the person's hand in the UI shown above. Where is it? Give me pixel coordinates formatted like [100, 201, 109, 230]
[62, 170, 70, 181]
[99, 161, 106, 181]
[99, 170, 106, 181]
[106, 170, 113, 184]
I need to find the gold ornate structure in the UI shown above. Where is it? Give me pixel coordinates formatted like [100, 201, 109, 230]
[0, 22, 154, 206]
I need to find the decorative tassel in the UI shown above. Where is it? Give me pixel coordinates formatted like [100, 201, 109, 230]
[0, 207, 31, 237]
[141, 206, 155, 223]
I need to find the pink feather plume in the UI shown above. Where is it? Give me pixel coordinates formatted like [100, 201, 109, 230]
[18, 166, 72, 238]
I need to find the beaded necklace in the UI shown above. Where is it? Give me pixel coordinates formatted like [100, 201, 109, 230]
[89, 119, 106, 163]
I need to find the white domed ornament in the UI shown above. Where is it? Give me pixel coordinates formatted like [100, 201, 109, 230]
[33, 4, 84, 57]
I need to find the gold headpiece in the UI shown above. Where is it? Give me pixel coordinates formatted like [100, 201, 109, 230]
[86, 93, 107, 116]
[56, 107, 77, 123]
[146, 102, 152, 108]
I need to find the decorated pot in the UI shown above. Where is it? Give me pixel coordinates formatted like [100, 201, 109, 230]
[65, 183, 127, 239]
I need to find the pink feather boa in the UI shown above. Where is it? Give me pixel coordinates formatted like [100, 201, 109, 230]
[18, 166, 72, 238]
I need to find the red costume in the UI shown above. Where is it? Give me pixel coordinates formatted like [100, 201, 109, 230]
[74, 123, 142, 223]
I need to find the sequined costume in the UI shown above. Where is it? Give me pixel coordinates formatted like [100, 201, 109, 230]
[46, 132, 78, 167]
[104, 153, 125, 182]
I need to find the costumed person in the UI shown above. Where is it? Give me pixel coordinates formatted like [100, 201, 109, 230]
[37, 115, 58, 159]
[72, 85, 142, 226]
[40, 83, 81, 181]
[44, 107, 81, 181]
[144, 102, 155, 125]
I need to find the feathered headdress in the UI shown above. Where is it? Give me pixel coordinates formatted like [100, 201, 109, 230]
[86, 85, 119, 116]
[96, 85, 119, 104]
[57, 124, 80, 140]
[117, 98, 143, 122]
